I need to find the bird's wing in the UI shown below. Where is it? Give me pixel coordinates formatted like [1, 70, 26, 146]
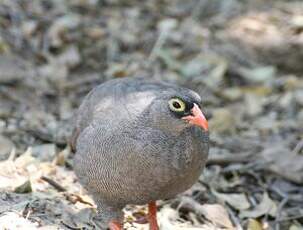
[70, 78, 156, 151]
[70, 77, 199, 152]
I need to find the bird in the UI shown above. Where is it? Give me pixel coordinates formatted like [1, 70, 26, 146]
[71, 77, 209, 230]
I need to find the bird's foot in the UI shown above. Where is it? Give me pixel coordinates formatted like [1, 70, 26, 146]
[109, 220, 122, 230]
[92, 217, 122, 230]
[148, 201, 159, 230]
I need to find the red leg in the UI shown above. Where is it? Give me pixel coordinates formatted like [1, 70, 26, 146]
[109, 220, 122, 230]
[148, 201, 159, 230]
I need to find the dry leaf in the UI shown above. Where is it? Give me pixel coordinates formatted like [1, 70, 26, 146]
[213, 191, 250, 210]
[14, 180, 32, 193]
[199, 204, 234, 229]
[237, 66, 276, 84]
[247, 219, 263, 230]
[209, 108, 236, 134]
[240, 193, 277, 218]
[32, 144, 56, 162]
[0, 135, 15, 161]
[289, 224, 303, 230]
[262, 142, 303, 184]
[0, 212, 38, 229]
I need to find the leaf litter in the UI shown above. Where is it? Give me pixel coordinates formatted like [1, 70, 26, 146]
[0, 0, 302, 229]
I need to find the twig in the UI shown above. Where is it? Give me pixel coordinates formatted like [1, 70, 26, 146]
[8, 147, 16, 161]
[274, 197, 289, 230]
[225, 205, 243, 230]
[270, 185, 303, 202]
[64, 193, 94, 207]
[61, 220, 81, 230]
[148, 19, 177, 64]
[292, 139, 303, 155]
[206, 153, 252, 166]
[40, 176, 66, 192]
[276, 214, 303, 222]
[41, 176, 93, 206]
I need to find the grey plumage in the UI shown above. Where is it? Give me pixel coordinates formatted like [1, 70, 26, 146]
[72, 78, 209, 228]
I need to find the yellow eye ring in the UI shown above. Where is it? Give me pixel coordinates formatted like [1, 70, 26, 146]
[168, 98, 186, 112]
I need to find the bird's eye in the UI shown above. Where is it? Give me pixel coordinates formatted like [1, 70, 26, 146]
[168, 98, 186, 112]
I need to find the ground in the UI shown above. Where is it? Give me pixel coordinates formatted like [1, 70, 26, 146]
[0, 0, 302, 229]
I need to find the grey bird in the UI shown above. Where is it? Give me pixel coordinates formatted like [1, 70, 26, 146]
[71, 78, 209, 230]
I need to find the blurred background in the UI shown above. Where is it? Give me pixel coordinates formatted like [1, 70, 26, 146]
[0, 0, 302, 229]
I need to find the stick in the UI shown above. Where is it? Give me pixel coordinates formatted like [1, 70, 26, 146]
[40, 176, 66, 192]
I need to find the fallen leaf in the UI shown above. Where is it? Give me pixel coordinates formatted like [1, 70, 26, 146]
[209, 108, 236, 134]
[240, 193, 277, 218]
[218, 87, 243, 101]
[247, 219, 263, 230]
[0, 135, 15, 161]
[289, 224, 303, 230]
[14, 147, 36, 168]
[177, 197, 235, 229]
[47, 14, 80, 47]
[14, 180, 32, 194]
[32, 144, 56, 162]
[213, 191, 250, 210]
[54, 147, 70, 166]
[262, 141, 303, 184]
[0, 212, 38, 229]
[0, 55, 32, 83]
[244, 93, 263, 117]
[238, 66, 276, 84]
[294, 89, 303, 106]
[158, 205, 211, 230]
[199, 204, 234, 229]
[132, 210, 148, 224]
[57, 45, 81, 69]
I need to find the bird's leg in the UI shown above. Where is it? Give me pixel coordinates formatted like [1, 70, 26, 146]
[109, 220, 122, 230]
[148, 201, 159, 230]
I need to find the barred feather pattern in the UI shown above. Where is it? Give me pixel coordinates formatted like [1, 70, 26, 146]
[73, 78, 209, 227]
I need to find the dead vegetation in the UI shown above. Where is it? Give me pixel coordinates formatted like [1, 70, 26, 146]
[0, 0, 302, 229]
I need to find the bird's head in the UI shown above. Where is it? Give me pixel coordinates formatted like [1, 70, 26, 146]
[135, 85, 208, 134]
[167, 97, 208, 132]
